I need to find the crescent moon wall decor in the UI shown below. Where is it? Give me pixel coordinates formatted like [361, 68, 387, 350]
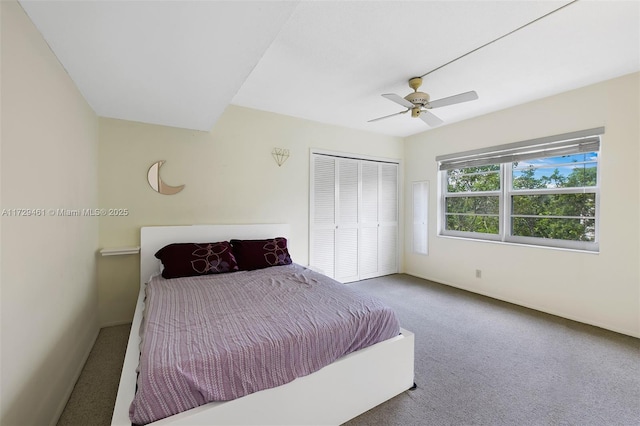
[147, 160, 185, 195]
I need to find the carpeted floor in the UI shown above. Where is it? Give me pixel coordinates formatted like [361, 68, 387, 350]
[57, 323, 130, 426]
[345, 275, 640, 426]
[57, 274, 640, 426]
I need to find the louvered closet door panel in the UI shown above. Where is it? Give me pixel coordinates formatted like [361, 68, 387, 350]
[379, 163, 398, 275]
[380, 163, 398, 223]
[359, 226, 379, 278]
[310, 155, 336, 277]
[360, 161, 379, 223]
[379, 224, 398, 274]
[337, 159, 358, 224]
[359, 161, 379, 279]
[335, 159, 359, 283]
[336, 227, 358, 282]
[313, 156, 336, 225]
[312, 229, 335, 278]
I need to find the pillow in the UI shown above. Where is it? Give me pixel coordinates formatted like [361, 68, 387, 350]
[230, 237, 292, 271]
[155, 241, 239, 279]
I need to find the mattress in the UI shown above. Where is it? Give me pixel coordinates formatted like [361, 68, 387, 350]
[129, 264, 400, 425]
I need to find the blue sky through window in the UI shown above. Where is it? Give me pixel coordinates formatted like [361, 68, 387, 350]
[513, 152, 598, 184]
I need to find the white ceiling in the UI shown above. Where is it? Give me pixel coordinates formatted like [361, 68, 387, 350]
[19, 1, 640, 138]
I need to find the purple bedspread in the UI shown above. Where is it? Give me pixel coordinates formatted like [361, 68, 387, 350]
[129, 264, 400, 425]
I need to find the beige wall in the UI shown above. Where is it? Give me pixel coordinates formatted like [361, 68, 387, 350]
[0, 2, 100, 425]
[404, 72, 640, 337]
[98, 107, 404, 325]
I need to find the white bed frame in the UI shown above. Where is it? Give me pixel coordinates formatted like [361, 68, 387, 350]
[112, 224, 414, 425]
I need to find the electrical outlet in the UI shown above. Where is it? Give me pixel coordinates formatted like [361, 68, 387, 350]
[475, 269, 482, 278]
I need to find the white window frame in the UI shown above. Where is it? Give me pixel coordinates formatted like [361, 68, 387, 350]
[437, 128, 603, 252]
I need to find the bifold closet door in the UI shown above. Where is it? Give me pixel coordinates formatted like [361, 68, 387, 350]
[360, 161, 398, 279]
[310, 154, 398, 283]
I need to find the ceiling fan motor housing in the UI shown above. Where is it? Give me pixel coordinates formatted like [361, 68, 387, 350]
[405, 76, 431, 109]
[405, 91, 430, 107]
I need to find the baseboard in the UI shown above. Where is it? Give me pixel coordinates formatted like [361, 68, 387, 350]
[405, 272, 640, 339]
[50, 326, 101, 426]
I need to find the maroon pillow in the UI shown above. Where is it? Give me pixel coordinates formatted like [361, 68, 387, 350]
[230, 237, 292, 271]
[155, 241, 239, 279]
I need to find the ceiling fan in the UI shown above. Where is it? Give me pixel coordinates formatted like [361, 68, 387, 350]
[369, 77, 478, 126]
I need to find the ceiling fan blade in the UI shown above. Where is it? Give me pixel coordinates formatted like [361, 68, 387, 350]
[419, 110, 444, 127]
[428, 91, 478, 109]
[368, 109, 409, 122]
[382, 93, 416, 109]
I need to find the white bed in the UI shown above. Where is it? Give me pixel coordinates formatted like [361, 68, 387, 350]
[111, 224, 414, 425]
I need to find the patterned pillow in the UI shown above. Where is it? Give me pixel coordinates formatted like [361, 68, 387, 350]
[155, 241, 239, 279]
[230, 237, 292, 271]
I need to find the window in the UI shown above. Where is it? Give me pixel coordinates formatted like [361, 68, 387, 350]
[437, 128, 603, 251]
[445, 165, 501, 238]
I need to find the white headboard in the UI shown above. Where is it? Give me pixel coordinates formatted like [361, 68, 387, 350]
[140, 224, 290, 285]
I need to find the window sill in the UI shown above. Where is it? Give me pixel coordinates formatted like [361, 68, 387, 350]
[437, 234, 599, 254]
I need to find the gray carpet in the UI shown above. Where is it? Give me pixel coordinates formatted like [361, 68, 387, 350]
[346, 275, 640, 426]
[57, 324, 130, 426]
[58, 274, 639, 425]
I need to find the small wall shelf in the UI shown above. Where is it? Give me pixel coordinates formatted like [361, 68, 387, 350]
[100, 246, 140, 256]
